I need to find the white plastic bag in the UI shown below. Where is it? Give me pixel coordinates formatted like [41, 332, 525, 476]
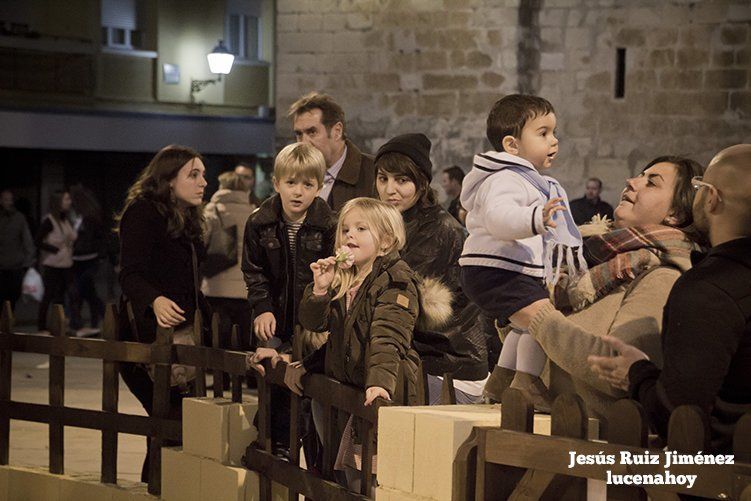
[22, 267, 44, 302]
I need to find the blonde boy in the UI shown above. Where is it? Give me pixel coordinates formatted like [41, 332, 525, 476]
[241, 142, 336, 348]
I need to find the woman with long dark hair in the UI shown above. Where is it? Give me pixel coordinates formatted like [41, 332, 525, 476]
[115, 144, 209, 481]
[35, 189, 77, 332]
[69, 184, 105, 335]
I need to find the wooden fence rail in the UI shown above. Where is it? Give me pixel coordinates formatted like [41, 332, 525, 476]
[453, 388, 751, 501]
[0, 301, 249, 496]
[244, 360, 387, 501]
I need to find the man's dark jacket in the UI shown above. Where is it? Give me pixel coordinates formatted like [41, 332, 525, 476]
[241, 195, 336, 342]
[570, 196, 614, 225]
[327, 139, 376, 212]
[629, 237, 751, 452]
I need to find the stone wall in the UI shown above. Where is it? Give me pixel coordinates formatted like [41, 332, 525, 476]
[274, 0, 751, 206]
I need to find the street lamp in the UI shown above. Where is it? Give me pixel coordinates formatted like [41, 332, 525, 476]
[190, 40, 235, 104]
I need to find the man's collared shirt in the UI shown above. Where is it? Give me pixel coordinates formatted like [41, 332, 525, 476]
[319, 146, 347, 202]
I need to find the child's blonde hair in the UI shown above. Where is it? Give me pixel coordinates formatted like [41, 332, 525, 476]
[274, 142, 326, 187]
[218, 171, 244, 191]
[332, 197, 406, 300]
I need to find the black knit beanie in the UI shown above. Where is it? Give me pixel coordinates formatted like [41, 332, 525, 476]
[375, 133, 433, 181]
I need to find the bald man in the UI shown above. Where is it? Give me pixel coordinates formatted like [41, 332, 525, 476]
[588, 144, 751, 452]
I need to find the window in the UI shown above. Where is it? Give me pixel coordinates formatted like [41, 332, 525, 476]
[101, 0, 142, 50]
[226, 1, 263, 61]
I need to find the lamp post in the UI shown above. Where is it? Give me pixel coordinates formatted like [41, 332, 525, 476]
[190, 40, 235, 105]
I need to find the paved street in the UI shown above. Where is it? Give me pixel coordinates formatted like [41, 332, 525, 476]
[9, 351, 149, 484]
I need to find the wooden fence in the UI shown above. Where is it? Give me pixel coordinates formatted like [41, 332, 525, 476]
[244, 354, 457, 500]
[453, 388, 751, 500]
[0, 301, 249, 496]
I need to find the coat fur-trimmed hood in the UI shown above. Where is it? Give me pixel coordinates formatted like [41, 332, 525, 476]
[416, 275, 453, 332]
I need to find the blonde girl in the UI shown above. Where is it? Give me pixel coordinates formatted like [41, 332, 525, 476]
[286, 197, 422, 492]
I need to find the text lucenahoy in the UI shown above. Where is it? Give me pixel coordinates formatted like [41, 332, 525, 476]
[567, 450, 735, 489]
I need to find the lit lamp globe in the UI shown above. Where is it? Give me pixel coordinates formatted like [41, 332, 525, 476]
[207, 40, 234, 75]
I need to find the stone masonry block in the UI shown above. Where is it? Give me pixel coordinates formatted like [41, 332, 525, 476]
[228, 395, 259, 466]
[565, 27, 591, 49]
[676, 48, 710, 68]
[376, 485, 435, 500]
[412, 407, 501, 501]
[276, 14, 297, 32]
[243, 470, 295, 501]
[416, 51, 448, 71]
[200, 458, 248, 501]
[0, 466, 8, 501]
[418, 93, 458, 117]
[377, 407, 431, 492]
[465, 51, 493, 68]
[728, 3, 751, 22]
[712, 50, 735, 67]
[737, 49, 751, 65]
[376, 485, 391, 501]
[422, 74, 477, 90]
[481, 72, 506, 88]
[378, 405, 599, 501]
[705, 69, 748, 89]
[659, 70, 702, 91]
[277, 32, 333, 54]
[540, 53, 565, 71]
[431, 11, 472, 28]
[589, 159, 630, 194]
[437, 30, 478, 50]
[540, 8, 566, 27]
[615, 28, 645, 46]
[691, 2, 729, 24]
[730, 91, 751, 117]
[347, 12, 373, 30]
[59, 474, 114, 501]
[184, 397, 233, 462]
[296, 14, 322, 32]
[161, 447, 201, 501]
[720, 25, 748, 46]
[532, 414, 600, 439]
[109, 482, 158, 501]
[8, 466, 61, 501]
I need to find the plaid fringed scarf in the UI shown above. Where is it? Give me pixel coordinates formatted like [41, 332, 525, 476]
[554, 224, 697, 312]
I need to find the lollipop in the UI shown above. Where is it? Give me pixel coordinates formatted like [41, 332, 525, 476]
[335, 246, 355, 269]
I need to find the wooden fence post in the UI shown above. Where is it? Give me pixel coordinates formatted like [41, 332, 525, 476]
[734, 414, 751, 500]
[0, 301, 13, 465]
[211, 313, 224, 398]
[480, 388, 535, 501]
[230, 324, 242, 403]
[540, 393, 589, 500]
[490, 388, 535, 499]
[49, 304, 66, 474]
[606, 399, 648, 501]
[193, 310, 206, 397]
[148, 325, 173, 496]
[101, 304, 120, 484]
[256, 361, 272, 501]
[667, 405, 709, 453]
[360, 416, 375, 496]
[441, 373, 457, 405]
[288, 388, 301, 501]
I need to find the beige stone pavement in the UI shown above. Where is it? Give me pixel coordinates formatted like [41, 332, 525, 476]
[8, 351, 149, 484]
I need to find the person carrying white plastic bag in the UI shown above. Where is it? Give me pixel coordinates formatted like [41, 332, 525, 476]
[22, 267, 44, 302]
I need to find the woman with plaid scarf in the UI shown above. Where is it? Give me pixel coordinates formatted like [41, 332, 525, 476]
[495, 156, 704, 432]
